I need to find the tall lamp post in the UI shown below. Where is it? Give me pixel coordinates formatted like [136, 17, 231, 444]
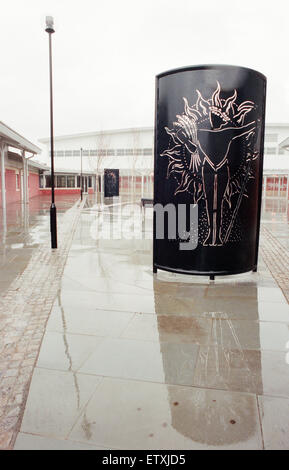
[45, 16, 57, 249]
[80, 147, 83, 201]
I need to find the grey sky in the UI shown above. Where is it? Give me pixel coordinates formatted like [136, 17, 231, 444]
[1, 0, 288, 144]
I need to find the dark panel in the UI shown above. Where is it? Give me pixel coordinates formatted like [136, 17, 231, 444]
[154, 65, 266, 276]
[104, 169, 119, 197]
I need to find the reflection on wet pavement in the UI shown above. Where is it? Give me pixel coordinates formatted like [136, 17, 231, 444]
[0, 194, 84, 449]
[16, 195, 289, 450]
[0, 195, 80, 294]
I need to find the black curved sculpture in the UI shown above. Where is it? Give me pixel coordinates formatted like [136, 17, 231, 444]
[153, 65, 266, 277]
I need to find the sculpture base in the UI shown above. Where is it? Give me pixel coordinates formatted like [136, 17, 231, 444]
[153, 263, 258, 278]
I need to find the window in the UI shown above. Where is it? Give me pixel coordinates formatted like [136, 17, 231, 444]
[125, 149, 134, 155]
[88, 176, 92, 188]
[90, 150, 97, 156]
[67, 176, 75, 188]
[65, 150, 72, 157]
[57, 150, 64, 157]
[73, 150, 80, 157]
[143, 148, 152, 155]
[77, 176, 81, 187]
[117, 149, 125, 156]
[83, 150, 89, 156]
[16, 172, 20, 190]
[279, 148, 285, 155]
[45, 175, 51, 187]
[56, 175, 66, 187]
[39, 174, 44, 189]
[107, 149, 115, 156]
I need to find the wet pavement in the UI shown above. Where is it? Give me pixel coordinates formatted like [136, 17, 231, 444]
[0, 195, 80, 295]
[10, 194, 289, 450]
[0, 194, 82, 449]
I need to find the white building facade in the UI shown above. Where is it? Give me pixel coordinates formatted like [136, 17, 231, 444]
[39, 124, 289, 199]
[39, 127, 154, 197]
[262, 123, 289, 198]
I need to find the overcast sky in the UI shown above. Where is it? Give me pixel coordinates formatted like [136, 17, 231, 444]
[1, 0, 288, 144]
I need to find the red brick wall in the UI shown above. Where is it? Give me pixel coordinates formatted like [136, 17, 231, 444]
[41, 189, 82, 195]
[265, 176, 288, 198]
[4, 169, 21, 205]
[28, 172, 41, 199]
[41, 188, 94, 195]
[0, 169, 43, 207]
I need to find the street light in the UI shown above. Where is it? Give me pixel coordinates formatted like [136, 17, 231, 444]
[45, 16, 57, 249]
[80, 147, 83, 201]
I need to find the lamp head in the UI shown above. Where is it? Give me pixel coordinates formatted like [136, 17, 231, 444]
[45, 16, 55, 33]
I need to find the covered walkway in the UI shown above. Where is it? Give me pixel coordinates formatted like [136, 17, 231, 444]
[0, 121, 44, 212]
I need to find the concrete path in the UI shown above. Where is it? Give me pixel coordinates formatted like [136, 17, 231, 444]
[10, 194, 289, 450]
[0, 194, 83, 449]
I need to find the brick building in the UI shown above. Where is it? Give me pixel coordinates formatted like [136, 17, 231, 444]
[0, 121, 46, 209]
[0, 121, 97, 210]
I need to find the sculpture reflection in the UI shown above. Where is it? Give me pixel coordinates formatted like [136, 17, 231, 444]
[153, 277, 263, 447]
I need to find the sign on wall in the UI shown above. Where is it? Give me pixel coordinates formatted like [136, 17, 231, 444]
[153, 65, 266, 277]
[104, 169, 119, 197]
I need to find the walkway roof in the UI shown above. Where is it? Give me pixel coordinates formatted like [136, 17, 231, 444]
[8, 151, 48, 170]
[0, 121, 41, 154]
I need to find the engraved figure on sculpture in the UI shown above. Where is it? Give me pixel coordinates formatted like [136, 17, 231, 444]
[161, 82, 259, 246]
